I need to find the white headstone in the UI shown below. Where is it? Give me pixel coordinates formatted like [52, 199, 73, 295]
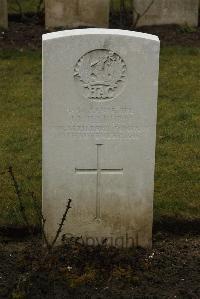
[0, 0, 8, 29]
[43, 29, 160, 248]
[45, 0, 110, 30]
[133, 0, 199, 28]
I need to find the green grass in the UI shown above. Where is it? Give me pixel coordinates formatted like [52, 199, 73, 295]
[0, 50, 41, 226]
[111, 0, 133, 10]
[0, 46, 199, 227]
[8, 0, 39, 14]
[155, 47, 200, 220]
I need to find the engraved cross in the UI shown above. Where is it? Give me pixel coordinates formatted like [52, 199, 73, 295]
[75, 144, 123, 220]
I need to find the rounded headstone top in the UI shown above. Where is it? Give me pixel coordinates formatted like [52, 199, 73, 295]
[42, 28, 160, 43]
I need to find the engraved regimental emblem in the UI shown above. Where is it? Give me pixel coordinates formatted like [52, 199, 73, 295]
[74, 49, 127, 101]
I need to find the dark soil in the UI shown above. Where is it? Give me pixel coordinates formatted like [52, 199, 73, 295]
[0, 22, 44, 50]
[0, 225, 200, 299]
[140, 25, 200, 47]
[0, 20, 200, 51]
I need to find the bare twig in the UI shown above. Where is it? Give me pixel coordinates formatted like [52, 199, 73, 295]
[9, 6, 21, 13]
[8, 166, 72, 256]
[133, 0, 155, 28]
[51, 198, 72, 249]
[139, 0, 155, 19]
[30, 191, 50, 249]
[8, 166, 30, 229]
[31, 194, 72, 252]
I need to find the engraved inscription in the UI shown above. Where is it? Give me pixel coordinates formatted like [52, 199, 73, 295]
[51, 106, 147, 140]
[74, 49, 127, 101]
[63, 106, 142, 140]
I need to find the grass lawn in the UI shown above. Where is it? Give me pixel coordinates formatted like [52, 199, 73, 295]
[0, 50, 42, 226]
[8, 0, 39, 14]
[0, 46, 199, 227]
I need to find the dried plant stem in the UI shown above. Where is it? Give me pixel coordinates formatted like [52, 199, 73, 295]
[8, 166, 30, 229]
[133, 0, 155, 27]
[31, 194, 72, 252]
[51, 199, 72, 249]
[30, 191, 50, 249]
[8, 165, 72, 252]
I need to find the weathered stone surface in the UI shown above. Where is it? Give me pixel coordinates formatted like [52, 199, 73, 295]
[0, 0, 8, 29]
[133, 0, 199, 27]
[42, 29, 160, 248]
[45, 0, 110, 29]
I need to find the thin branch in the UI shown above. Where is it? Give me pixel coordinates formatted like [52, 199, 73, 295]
[51, 198, 72, 249]
[132, 2, 140, 16]
[140, 0, 155, 19]
[9, 6, 20, 13]
[133, 0, 155, 28]
[30, 191, 50, 249]
[8, 166, 30, 229]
